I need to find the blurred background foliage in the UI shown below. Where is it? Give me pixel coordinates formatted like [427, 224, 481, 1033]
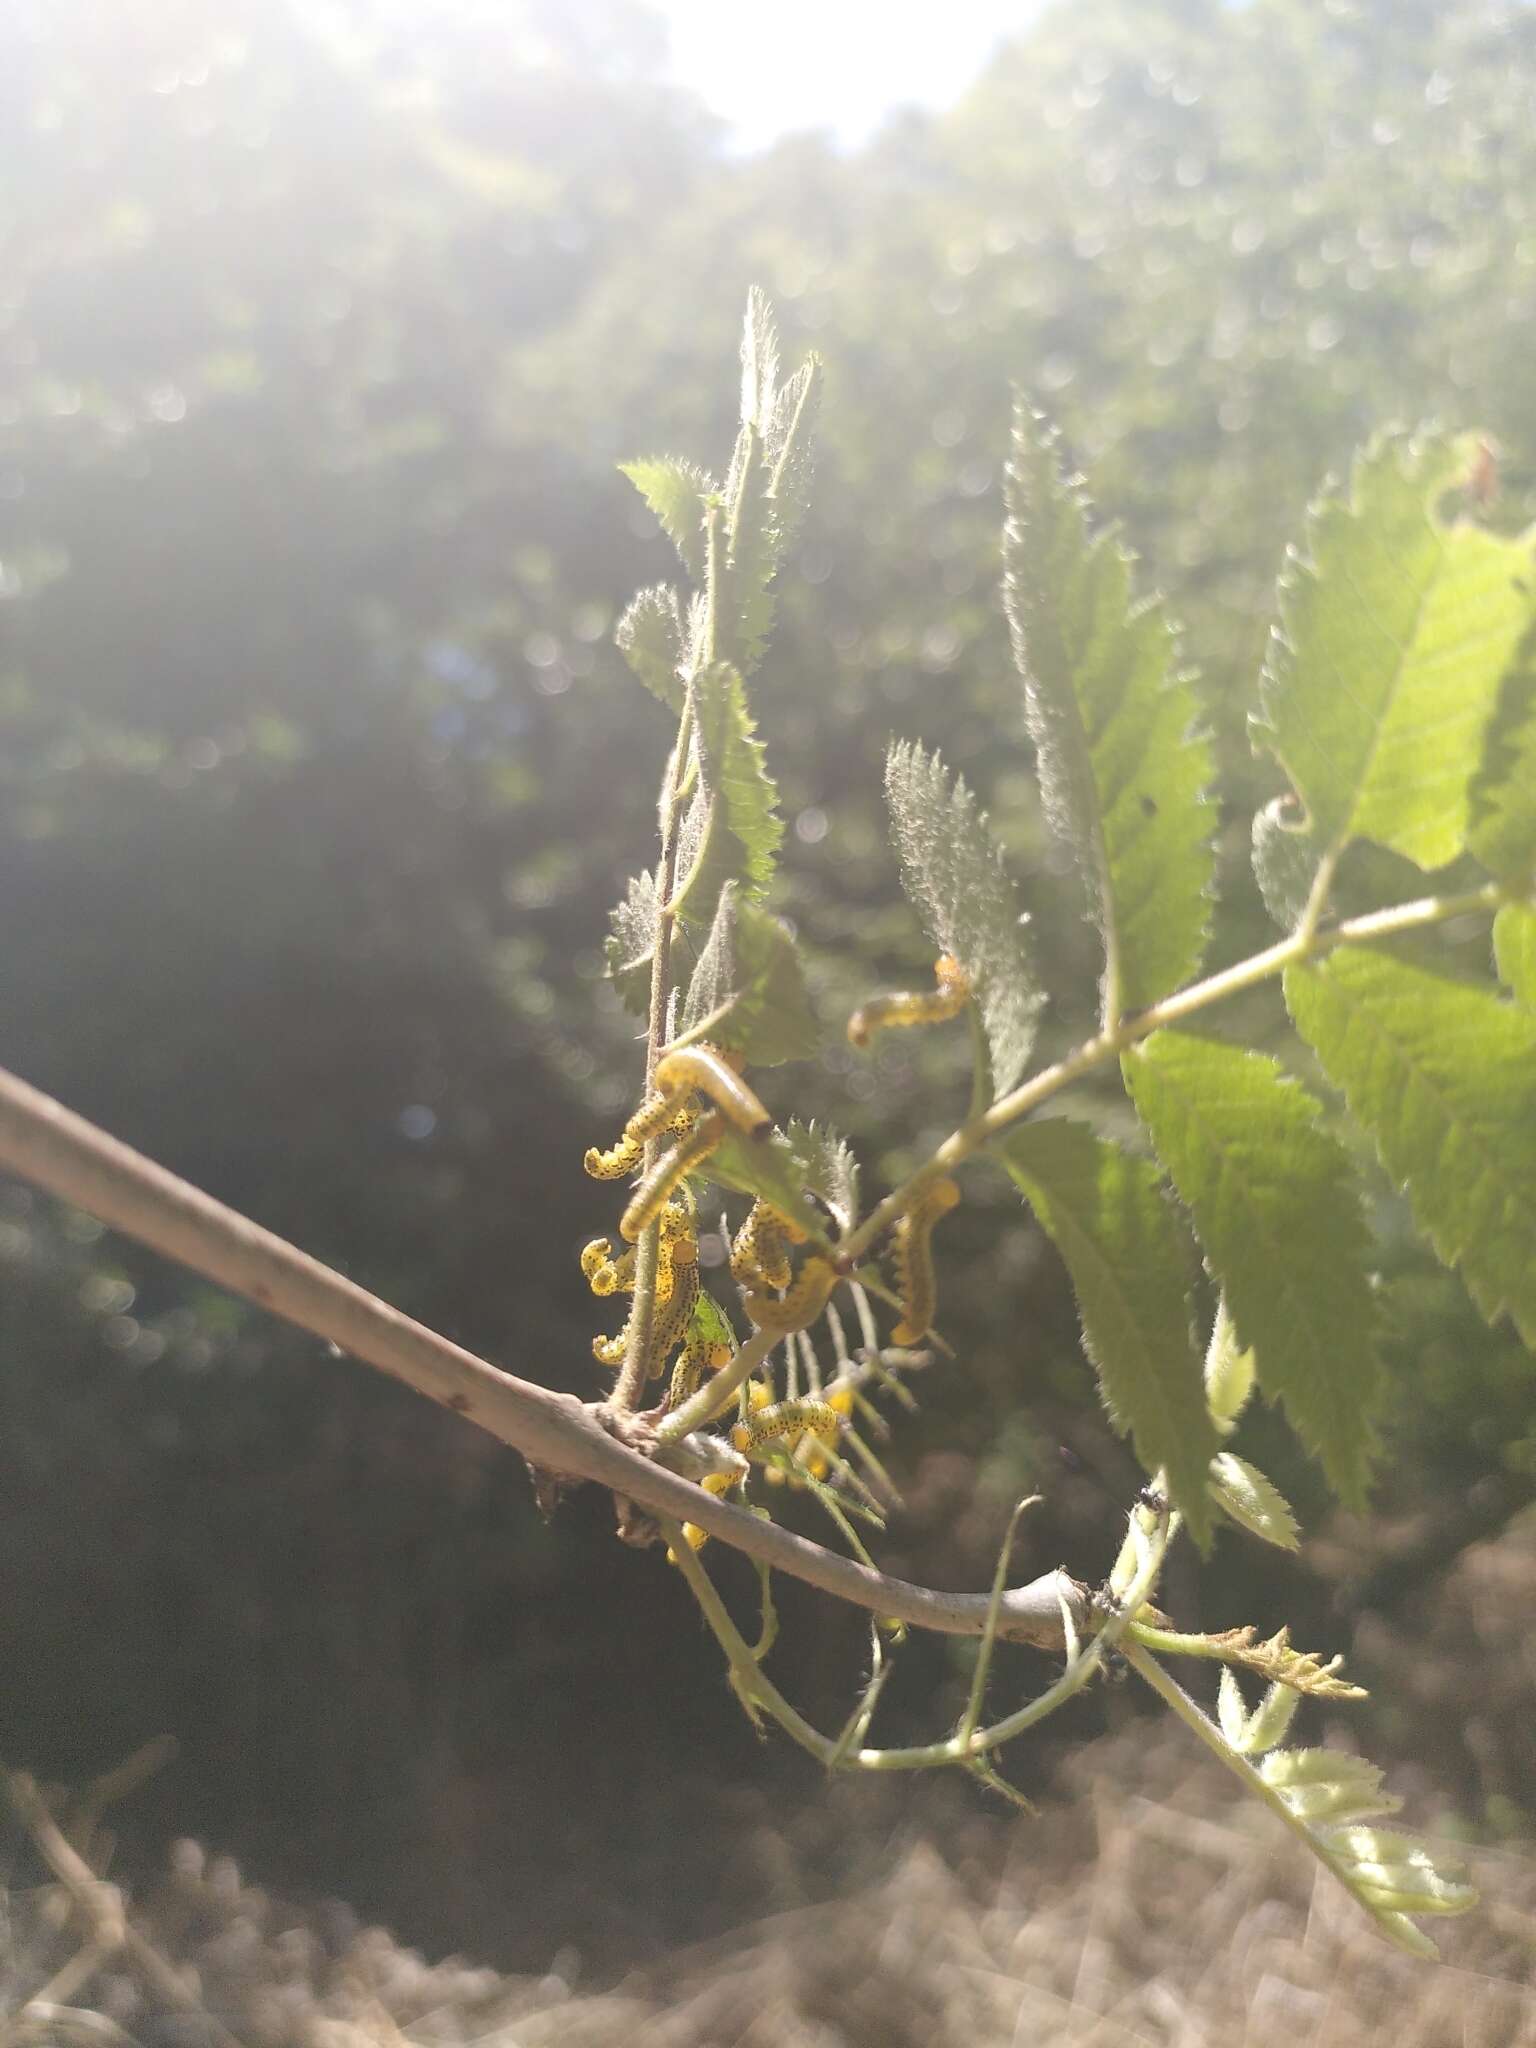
[3, 0, 1535, 1973]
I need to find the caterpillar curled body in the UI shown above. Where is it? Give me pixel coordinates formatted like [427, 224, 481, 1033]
[890, 1176, 961, 1344]
[730, 1198, 798, 1292]
[741, 1254, 838, 1334]
[582, 1129, 644, 1181]
[619, 1113, 726, 1243]
[667, 1329, 734, 1409]
[847, 954, 971, 1051]
[643, 1254, 701, 1382]
[654, 1045, 772, 1140]
[730, 1398, 842, 1459]
[624, 1087, 699, 1147]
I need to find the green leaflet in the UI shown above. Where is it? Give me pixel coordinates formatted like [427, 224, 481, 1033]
[614, 584, 686, 711]
[715, 295, 822, 677]
[688, 1288, 738, 1357]
[884, 741, 1043, 1096]
[1285, 949, 1536, 1348]
[1256, 432, 1536, 876]
[670, 662, 783, 927]
[617, 459, 715, 581]
[1493, 902, 1536, 1005]
[604, 866, 661, 1017]
[1004, 404, 1213, 1021]
[700, 1126, 828, 1250]
[677, 881, 818, 1067]
[779, 1119, 860, 1237]
[1123, 1033, 1382, 1506]
[1003, 1120, 1216, 1546]
[1208, 1452, 1300, 1551]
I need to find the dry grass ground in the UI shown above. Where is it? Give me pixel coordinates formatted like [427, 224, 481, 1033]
[5, 1711, 1534, 2048]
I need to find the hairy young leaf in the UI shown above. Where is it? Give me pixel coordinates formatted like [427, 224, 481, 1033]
[670, 662, 783, 927]
[1124, 1033, 1382, 1505]
[1257, 432, 1536, 876]
[1202, 1625, 1362, 1698]
[1218, 1668, 1301, 1757]
[1259, 1749, 1400, 1827]
[617, 459, 715, 581]
[614, 585, 686, 712]
[677, 881, 818, 1066]
[1494, 902, 1536, 1005]
[1468, 632, 1536, 882]
[764, 356, 822, 551]
[1203, 1298, 1255, 1436]
[884, 741, 1043, 1096]
[1208, 1453, 1301, 1551]
[1003, 1120, 1216, 1544]
[1004, 405, 1212, 1019]
[605, 867, 661, 1016]
[780, 1119, 860, 1237]
[1286, 949, 1536, 1348]
[740, 285, 780, 433]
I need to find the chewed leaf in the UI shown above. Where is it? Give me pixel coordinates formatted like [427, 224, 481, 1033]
[1285, 949, 1536, 1348]
[679, 882, 818, 1067]
[884, 741, 1044, 1096]
[618, 459, 716, 580]
[1208, 1453, 1301, 1551]
[1256, 430, 1536, 876]
[1124, 1033, 1382, 1506]
[1005, 404, 1213, 1019]
[1003, 1120, 1216, 1545]
[670, 663, 783, 928]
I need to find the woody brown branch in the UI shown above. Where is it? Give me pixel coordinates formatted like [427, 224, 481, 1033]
[0, 1062, 1086, 1651]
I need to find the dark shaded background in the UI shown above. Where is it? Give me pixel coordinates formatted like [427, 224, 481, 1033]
[3, 0, 1535, 1975]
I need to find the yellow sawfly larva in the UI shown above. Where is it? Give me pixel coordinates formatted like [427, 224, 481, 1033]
[619, 1112, 726, 1243]
[730, 1398, 842, 1458]
[667, 1329, 734, 1408]
[654, 1044, 772, 1140]
[592, 1323, 630, 1368]
[582, 1128, 644, 1180]
[730, 1198, 795, 1292]
[890, 1176, 961, 1344]
[643, 1255, 701, 1381]
[624, 1087, 698, 1147]
[846, 953, 972, 1051]
[741, 1253, 838, 1334]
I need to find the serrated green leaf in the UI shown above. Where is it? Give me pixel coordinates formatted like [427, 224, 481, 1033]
[677, 881, 818, 1067]
[1124, 1032, 1383, 1505]
[1285, 949, 1536, 1348]
[884, 741, 1043, 1096]
[1260, 1749, 1400, 1825]
[740, 286, 780, 432]
[1468, 631, 1536, 882]
[780, 1119, 860, 1237]
[670, 662, 783, 928]
[618, 459, 715, 581]
[1240, 1679, 1301, 1757]
[1257, 431, 1536, 875]
[764, 356, 822, 551]
[1004, 405, 1213, 1019]
[604, 867, 660, 1015]
[1209, 1452, 1300, 1550]
[1493, 902, 1536, 1004]
[1325, 1827, 1477, 1912]
[614, 584, 687, 711]
[1203, 1298, 1255, 1436]
[700, 1128, 827, 1248]
[1003, 1120, 1216, 1545]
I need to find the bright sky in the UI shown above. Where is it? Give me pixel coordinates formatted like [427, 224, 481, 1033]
[654, 0, 1043, 150]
